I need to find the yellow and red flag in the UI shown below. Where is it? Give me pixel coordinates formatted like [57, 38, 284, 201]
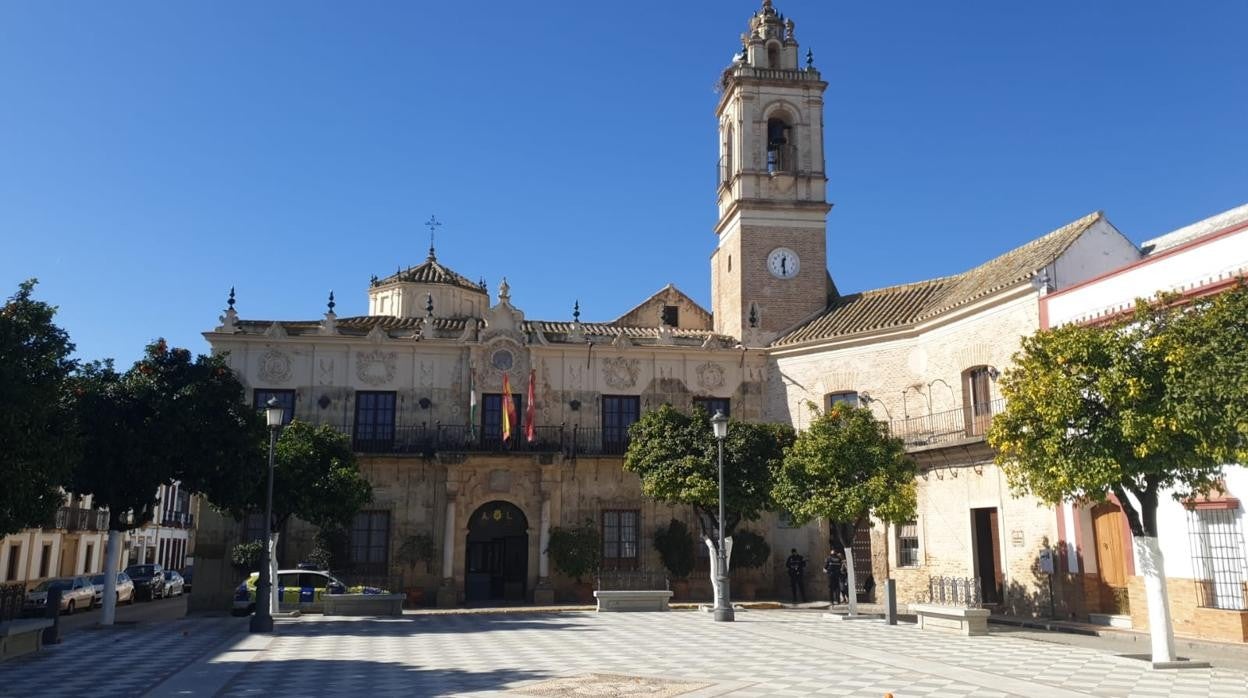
[525, 369, 536, 443]
[501, 371, 516, 442]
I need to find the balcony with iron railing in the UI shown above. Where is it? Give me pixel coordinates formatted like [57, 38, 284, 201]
[335, 423, 632, 459]
[160, 511, 195, 529]
[52, 506, 109, 532]
[885, 399, 1005, 450]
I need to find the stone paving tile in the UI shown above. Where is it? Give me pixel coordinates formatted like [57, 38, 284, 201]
[210, 610, 1247, 697]
[0, 616, 246, 698]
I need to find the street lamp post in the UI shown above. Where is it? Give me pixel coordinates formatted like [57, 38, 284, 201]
[710, 410, 734, 622]
[250, 397, 284, 633]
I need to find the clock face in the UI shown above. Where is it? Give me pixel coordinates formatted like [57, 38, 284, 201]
[767, 247, 799, 279]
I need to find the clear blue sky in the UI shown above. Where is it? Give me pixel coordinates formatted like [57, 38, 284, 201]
[3, 1, 1246, 364]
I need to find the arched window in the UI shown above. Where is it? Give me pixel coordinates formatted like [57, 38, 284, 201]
[766, 117, 793, 173]
[721, 125, 734, 184]
[767, 42, 781, 69]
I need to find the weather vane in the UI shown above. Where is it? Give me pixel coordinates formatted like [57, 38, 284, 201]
[425, 215, 442, 260]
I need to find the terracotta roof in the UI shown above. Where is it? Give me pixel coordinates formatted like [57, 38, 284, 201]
[373, 254, 485, 293]
[774, 211, 1104, 347]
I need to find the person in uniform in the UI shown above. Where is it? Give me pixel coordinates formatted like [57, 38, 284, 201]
[785, 548, 807, 603]
[823, 550, 844, 604]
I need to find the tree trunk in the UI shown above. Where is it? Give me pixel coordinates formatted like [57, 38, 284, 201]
[100, 528, 123, 626]
[1129, 484, 1175, 664]
[830, 519, 860, 617]
[703, 535, 735, 609]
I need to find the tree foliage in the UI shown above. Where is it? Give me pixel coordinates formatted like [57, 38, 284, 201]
[987, 289, 1238, 537]
[624, 405, 794, 541]
[72, 340, 265, 531]
[547, 518, 601, 583]
[652, 518, 695, 580]
[0, 280, 78, 536]
[216, 420, 372, 533]
[773, 403, 916, 547]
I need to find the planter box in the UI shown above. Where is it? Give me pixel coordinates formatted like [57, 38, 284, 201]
[911, 603, 990, 636]
[593, 590, 673, 612]
[322, 593, 405, 617]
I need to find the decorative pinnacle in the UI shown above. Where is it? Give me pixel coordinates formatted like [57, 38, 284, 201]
[425, 292, 434, 316]
[573, 300, 581, 322]
[805, 48, 814, 69]
[327, 290, 335, 313]
[748, 303, 759, 329]
[227, 286, 236, 310]
[425, 215, 441, 261]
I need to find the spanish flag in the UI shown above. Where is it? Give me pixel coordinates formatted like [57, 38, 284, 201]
[501, 371, 516, 442]
[525, 369, 536, 443]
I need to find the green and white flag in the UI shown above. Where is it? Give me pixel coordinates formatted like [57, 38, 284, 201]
[468, 367, 478, 437]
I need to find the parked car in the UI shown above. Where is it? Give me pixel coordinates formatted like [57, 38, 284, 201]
[162, 570, 186, 597]
[232, 569, 387, 615]
[123, 564, 166, 601]
[90, 572, 136, 607]
[23, 576, 96, 616]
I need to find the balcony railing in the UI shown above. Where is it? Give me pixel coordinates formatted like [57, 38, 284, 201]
[161, 511, 195, 529]
[886, 399, 1005, 449]
[334, 423, 630, 458]
[53, 507, 109, 532]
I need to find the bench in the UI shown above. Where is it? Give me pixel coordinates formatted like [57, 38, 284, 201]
[910, 603, 990, 636]
[322, 593, 405, 617]
[0, 619, 54, 662]
[593, 590, 673, 612]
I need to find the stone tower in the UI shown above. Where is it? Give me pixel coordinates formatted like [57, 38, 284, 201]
[711, 0, 831, 342]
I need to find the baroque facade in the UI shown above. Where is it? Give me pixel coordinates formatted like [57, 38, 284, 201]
[195, 1, 1245, 628]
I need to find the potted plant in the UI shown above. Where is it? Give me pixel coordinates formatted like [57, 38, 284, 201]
[654, 519, 695, 600]
[230, 540, 265, 578]
[547, 519, 601, 603]
[729, 529, 770, 600]
[395, 533, 437, 607]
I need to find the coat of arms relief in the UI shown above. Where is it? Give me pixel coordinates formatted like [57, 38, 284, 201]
[356, 349, 397, 386]
[603, 357, 640, 389]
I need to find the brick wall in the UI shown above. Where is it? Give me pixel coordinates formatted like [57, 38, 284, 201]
[1127, 575, 1248, 642]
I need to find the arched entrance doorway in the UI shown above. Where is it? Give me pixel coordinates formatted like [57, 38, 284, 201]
[466, 501, 528, 603]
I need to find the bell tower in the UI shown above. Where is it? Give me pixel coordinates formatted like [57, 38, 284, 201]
[711, 0, 830, 341]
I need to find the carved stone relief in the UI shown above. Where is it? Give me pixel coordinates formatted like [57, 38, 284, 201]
[317, 358, 335, 386]
[257, 349, 292, 384]
[356, 349, 397, 386]
[696, 362, 725, 390]
[603, 357, 640, 389]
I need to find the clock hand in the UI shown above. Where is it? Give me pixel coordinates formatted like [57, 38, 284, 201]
[781, 256, 787, 275]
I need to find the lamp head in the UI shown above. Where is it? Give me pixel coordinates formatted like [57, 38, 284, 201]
[265, 396, 285, 428]
[710, 410, 728, 440]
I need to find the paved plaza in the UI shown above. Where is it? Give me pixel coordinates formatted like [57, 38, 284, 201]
[3, 609, 1248, 697]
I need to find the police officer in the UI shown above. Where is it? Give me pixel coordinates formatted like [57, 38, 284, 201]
[823, 550, 843, 604]
[785, 548, 807, 603]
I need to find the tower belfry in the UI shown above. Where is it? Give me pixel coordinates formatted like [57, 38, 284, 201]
[711, 0, 830, 341]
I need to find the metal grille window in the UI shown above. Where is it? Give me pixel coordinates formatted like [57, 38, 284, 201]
[254, 389, 296, 425]
[602, 510, 640, 570]
[897, 521, 920, 567]
[693, 397, 730, 419]
[350, 510, 391, 575]
[1187, 507, 1248, 610]
[353, 391, 396, 451]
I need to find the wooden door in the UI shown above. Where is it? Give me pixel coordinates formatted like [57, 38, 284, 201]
[1091, 503, 1130, 613]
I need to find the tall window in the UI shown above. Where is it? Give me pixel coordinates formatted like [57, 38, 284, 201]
[349, 510, 391, 576]
[39, 543, 51, 578]
[481, 393, 523, 444]
[354, 391, 396, 451]
[602, 396, 640, 454]
[766, 117, 793, 173]
[824, 391, 859, 410]
[254, 389, 296, 425]
[897, 521, 920, 568]
[5, 544, 21, 581]
[242, 512, 267, 543]
[602, 510, 640, 570]
[693, 397, 731, 419]
[962, 367, 993, 436]
[1187, 507, 1248, 610]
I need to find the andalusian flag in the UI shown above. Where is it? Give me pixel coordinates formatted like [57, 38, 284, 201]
[468, 368, 478, 437]
[525, 369, 536, 443]
[501, 371, 516, 442]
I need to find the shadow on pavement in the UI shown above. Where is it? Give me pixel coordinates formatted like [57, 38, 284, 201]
[216, 658, 551, 696]
[274, 611, 600, 637]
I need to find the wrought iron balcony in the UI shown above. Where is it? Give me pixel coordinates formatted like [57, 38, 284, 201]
[886, 399, 1005, 450]
[161, 511, 195, 529]
[334, 423, 631, 459]
[52, 506, 109, 532]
